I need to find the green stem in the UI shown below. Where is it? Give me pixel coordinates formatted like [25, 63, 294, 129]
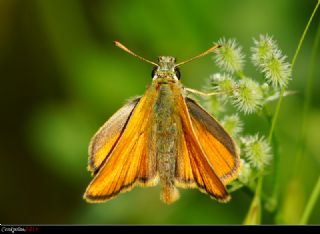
[293, 20, 320, 176]
[291, 1, 320, 69]
[272, 1, 320, 224]
[268, 133, 280, 212]
[262, 107, 279, 212]
[268, 0, 320, 143]
[299, 176, 320, 224]
[243, 177, 263, 224]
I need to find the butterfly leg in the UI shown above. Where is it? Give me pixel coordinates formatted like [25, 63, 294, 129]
[185, 87, 224, 96]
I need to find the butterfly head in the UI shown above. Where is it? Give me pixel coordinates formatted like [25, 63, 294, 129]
[152, 56, 180, 80]
[114, 41, 221, 82]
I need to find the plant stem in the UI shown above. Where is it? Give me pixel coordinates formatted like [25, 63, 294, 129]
[268, 0, 320, 144]
[269, 0, 320, 222]
[294, 20, 320, 176]
[299, 176, 320, 224]
[243, 177, 263, 224]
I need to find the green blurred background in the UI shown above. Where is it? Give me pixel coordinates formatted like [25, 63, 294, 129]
[1, 0, 319, 224]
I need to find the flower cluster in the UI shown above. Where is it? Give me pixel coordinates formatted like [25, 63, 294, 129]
[251, 35, 291, 88]
[200, 35, 292, 190]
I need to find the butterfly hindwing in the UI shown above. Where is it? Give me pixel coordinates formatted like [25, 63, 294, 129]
[186, 98, 240, 184]
[172, 84, 230, 202]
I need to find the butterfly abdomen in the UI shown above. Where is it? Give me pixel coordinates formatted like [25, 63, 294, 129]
[153, 83, 180, 204]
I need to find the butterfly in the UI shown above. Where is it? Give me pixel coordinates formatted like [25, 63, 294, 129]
[83, 41, 240, 204]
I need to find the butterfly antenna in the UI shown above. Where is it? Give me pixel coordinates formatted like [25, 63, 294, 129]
[114, 41, 159, 67]
[175, 44, 221, 67]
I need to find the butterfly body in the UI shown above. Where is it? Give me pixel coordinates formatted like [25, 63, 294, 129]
[84, 44, 240, 204]
[153, 79, 180, 203]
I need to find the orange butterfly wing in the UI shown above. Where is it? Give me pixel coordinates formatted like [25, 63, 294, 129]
[84, 88, 158, 202]
[173, 85, 230, 202]
[88, 97, 140, 173]
[186, 98, 240, 184]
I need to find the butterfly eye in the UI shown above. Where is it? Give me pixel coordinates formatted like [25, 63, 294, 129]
[174, 67, 181, 80]
[151, 66, 157, 78]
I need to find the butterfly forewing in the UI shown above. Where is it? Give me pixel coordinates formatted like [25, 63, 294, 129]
[88, 97, 141, 173]
[84, 89, 158, 203]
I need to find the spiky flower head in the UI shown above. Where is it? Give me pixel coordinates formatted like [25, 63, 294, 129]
[242, 134, 272, 170]
[200, 75, 227, 115]
[238, 159, 252, 184]
[251, 34, 277, 67]
[221, 114, 243, 137]
[261, 52, 291, 88]
[213, 38, 245, 73]
[209, 73, 236, 103]
[261, 82, 270, 94]
[251, 34, 291, 88]
[232, 78, 262, 114]
[210, 73, 236, 91]
[200, 94, 225, 116]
